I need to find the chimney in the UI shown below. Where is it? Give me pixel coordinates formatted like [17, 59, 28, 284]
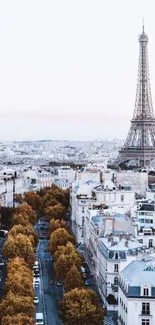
[125, 240, 128, 248]
[100, 171, 103, 183]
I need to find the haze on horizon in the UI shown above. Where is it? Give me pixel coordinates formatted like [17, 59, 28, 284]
[0, 0, 155, 141]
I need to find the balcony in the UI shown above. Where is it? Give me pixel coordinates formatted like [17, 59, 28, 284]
[111, 284, 118, 292]
[140, 311, 152, 317]
[118, 315, 125, 325]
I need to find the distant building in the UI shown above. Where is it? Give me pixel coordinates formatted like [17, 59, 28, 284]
[132, 199, 155, 248]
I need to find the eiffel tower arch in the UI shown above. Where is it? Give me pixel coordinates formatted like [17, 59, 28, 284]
[115, 24, 155, 167]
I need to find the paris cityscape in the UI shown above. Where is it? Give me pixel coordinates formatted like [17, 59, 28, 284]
[1, 1, 155, 325]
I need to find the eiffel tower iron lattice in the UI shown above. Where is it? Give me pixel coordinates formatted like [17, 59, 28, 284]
[115, 24, 155, 167]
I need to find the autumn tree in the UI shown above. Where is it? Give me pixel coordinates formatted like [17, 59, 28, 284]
[12, 212, 30, 227]
[9, 224, 38, 246]
[49, 218, 66, 234]
[49, 228, 75, 255]
[14, 194, 24, 204]
[0, 207, 16, 228]
[42, 194, 59, 209]
[7, 257, 32, 279]
[1, 314, 35, 325]
[44, 203, 65, 221]
[53, 242, 76, 262]
[4, 271, 33, 298]
[0, 291, 34, 320]
[37, 186, 51, 197]
[60, 288, 104, 325]
[23, 191, 42, 213]
[64, 265, 83, 291]
[54, 251, 81, 281]
[3, 234, 35, 267]
[15, 203, 36, 225]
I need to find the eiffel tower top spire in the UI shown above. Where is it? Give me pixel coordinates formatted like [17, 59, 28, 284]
[142, 18, 145, 34]
[133, 22, 154, 121]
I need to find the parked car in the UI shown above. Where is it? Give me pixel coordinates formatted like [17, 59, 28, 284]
[82, 273, 87, 279]
[33, 278, 40, 287]
[56, 281, 63, 287]
[34, 296, 39, 304]
[84, 280, 90, 286]
[33, 271, 40, 277]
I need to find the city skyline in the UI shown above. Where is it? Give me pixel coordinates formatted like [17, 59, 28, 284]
[0, 1, 155, 141]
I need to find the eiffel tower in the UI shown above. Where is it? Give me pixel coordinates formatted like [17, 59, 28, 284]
[115, 23, 155, 167]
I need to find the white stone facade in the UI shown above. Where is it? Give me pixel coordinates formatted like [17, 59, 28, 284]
[118, 260, 155, 325]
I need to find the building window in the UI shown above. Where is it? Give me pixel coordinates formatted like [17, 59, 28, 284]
[114, 264, 118, 272]
[142, 303, 150, 315]
[142, 320, 150, 325]
[145, 219, 153, 224]
[114, 277, 118, 285]
[82, 217, 85, 226]
[82, 207, 84, 213]
[81, 230, 84, 237]
[120, 195, 124, 202]
[139, 239, 143, 244]
[143, 288, 149, 296]
[149, 239, 153, 247]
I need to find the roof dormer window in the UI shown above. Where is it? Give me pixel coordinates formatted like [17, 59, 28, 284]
[143, 288, 149, 296]
[141, 284, 151, 297]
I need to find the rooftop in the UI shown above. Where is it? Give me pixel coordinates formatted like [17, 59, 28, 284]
[120, 260, 155, 287]
[98, 236, 146, 252]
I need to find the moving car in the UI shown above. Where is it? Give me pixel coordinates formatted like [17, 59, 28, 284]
[33, 296, 39, 304]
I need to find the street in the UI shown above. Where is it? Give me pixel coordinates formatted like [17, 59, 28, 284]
[35, 222, 63, 325]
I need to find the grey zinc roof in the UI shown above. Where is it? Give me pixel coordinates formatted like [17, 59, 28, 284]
[120, 260, 155, 287]
[98, 237, 146, 251]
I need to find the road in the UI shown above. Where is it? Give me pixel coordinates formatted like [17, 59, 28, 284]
[35, 222, 63, 325]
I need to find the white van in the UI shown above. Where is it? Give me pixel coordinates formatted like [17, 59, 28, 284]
[36, 313, 44, 325]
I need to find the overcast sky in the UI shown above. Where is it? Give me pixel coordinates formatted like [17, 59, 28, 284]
[0, 0, 155, 141]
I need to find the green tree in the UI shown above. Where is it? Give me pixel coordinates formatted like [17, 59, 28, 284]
[1, 314, 35, 325]
[0, 292, 34, 320]
[3, 234, 35, 267]
[60, 288, 104, 325]
[49, 228, 75, 255]
[64, 265, 83, 292]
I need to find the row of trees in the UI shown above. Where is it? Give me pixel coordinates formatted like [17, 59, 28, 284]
[0, 202, 37, 325]
[15, 184, 69, 221]
[48, 221, 104, 325]
[1, 184, 69, 228]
